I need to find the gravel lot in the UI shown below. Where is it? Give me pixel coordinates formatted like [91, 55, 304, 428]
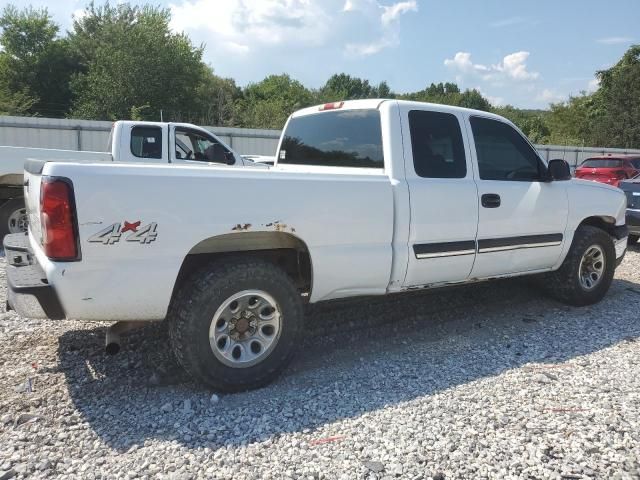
[1, 247, 639, 480]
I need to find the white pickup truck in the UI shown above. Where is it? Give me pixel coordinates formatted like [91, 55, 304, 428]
[5, 99, 629, 392]
[0, 120, 255, 238]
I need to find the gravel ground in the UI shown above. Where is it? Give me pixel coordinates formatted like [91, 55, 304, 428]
[1, 247, 640, 480]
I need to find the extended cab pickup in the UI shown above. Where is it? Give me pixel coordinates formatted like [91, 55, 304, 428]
[5, 100, 629, 392]
[0, 120, 256, 238]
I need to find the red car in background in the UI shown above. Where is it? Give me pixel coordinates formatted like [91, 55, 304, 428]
[574, 155, 640, 187]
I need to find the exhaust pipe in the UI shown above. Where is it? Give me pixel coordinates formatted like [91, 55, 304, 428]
[105, 321, 146, 355]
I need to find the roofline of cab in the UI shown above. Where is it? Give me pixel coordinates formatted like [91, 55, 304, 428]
[289, 98, 509, 123]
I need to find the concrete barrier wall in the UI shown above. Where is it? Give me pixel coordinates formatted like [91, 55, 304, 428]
[0, 116, 281, 156]
[1, 115, 639, 162]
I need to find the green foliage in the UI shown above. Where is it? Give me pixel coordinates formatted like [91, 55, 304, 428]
[0, 5, 76, 116]
[400, 82, 491, 112]
[592, 45, 640, 148]
[236, 74, 314, 129]
[319, 73, 392, 102]
[194, 67, 242, 126]
[68, 2, 205, 121]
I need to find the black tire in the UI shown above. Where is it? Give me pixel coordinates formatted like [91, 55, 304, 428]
[544, 225, 616, 306]
[0, 198, 27, 240]
[629, 234, 639, 245]
[167, 258, 304, 392]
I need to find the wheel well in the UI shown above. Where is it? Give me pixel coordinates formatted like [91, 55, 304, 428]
[170, 232, 312, 300]
[578, 216, 618, 236]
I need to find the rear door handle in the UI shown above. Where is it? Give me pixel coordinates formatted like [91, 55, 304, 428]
[481, 193, 501, 208]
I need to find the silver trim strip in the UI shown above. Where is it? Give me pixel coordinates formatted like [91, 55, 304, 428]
[478, 241, 562, 253]
[416, 249, 476, 259]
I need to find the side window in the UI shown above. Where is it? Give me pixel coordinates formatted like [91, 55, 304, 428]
[175, 131, 195, 159]
[131, 126, 162, 159]
[174, 129, 233, 164]
[470, 116, 543, 181]
[409, 110, 466, 178]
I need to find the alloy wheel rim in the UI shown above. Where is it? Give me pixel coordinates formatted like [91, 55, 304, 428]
[209, 290, 282, 368]
[578, 245, 605, 290]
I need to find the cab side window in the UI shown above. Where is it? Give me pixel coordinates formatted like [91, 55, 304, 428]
[131, 126, 162, 159]
[409, 110, 466, 178]
[470, 116, 543, 181]
[174, 128, 233, 164]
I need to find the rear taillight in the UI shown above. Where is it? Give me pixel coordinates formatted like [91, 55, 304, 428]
[40, 177, 80, 261]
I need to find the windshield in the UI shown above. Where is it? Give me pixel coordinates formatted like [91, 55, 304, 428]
[278, 109, 383, 168]
[580, 158, 623, 168]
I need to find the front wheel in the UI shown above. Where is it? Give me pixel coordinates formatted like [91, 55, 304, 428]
[168, 259, 304, 392]
[629, 234, 639, 245]
[544, 225, 616, 306]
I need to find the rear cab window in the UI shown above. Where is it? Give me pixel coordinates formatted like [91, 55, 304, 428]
[278, 109, 383, 169]
[580, 159, 623, 168]
[131, 126, 162, 159]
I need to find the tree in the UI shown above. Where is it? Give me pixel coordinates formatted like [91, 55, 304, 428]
[320, 74, 374, 101]
[236, 74, 314, 129]
[0, 5, 76, 116]
[591, 45, 640, 148]
[457, 89, 492, 111]
[546, 93, 599, 146]
[401, 82, 492, 112]
[68, 2, 205, 121]
[194, 67, 241, 126]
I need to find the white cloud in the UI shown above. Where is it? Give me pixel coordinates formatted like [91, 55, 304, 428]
[345, 37, 394, 56]
[170, 0, 334, 52]
[536, 88, 564, 104]
[444, 51, 539, 84]
[381, 1, 418, 25]
[587, 78, 600, 92]
[496, 52, 539, 81]
[71, 8, 87, 21]
[597, 36, 634, 45]
[170, 0, 417, 59]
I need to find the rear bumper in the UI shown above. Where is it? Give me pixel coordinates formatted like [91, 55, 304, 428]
[4, 233, 65, 319]
[627, 209, 640, 236]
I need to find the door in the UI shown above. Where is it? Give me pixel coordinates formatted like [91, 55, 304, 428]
[401, 107, 479, 286]
[467, 115, 568, 278]
[170, 126, 235, 165]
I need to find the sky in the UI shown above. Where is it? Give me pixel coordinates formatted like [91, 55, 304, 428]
[3, 0, 639, 109]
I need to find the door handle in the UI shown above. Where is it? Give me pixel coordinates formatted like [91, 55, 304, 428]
[481, 193, 501, 208]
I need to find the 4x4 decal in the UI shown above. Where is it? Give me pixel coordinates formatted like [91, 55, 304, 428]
[88, 221, 158, 245]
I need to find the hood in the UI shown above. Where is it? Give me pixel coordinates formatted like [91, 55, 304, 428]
[571, 178, 622, 193]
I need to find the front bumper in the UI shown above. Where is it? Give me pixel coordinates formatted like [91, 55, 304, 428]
[4, 233, 65, 319]
[627, 209, 640, 236]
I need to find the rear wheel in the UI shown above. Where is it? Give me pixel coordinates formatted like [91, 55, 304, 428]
[0, 198, 28, 240]
[544, 225, 616, 306]
[168, 259, 304, 392]
[629, 234, 639, 245]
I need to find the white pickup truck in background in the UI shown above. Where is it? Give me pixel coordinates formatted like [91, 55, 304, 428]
[5, 99, 628, 392]
[0, 120, 259, 238]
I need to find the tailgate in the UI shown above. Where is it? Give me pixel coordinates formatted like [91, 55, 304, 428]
[24, 159, 45, 246]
